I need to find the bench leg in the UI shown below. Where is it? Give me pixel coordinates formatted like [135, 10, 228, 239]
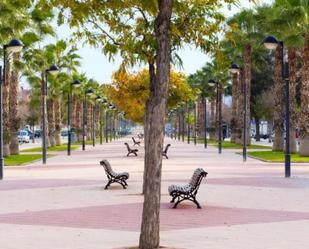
[104, 180, 112, 190]
[170, 195, 177, 203]
[192, 196, 202, 209]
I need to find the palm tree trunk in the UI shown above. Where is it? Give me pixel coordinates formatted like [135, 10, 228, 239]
[47, 99, 56, 146]
[209, 99, 216, 140]
[54, 98, 61, 145]
[243, 44, 251, 145]
[273, 44, 284, 151]
[41, 72, 50, 147]
[235, 71, 243, 144]
[230, 73, 238, 143]
[288, 48, 298, 153]
[87, 103, 92, 140]
[76, 101, 82, 141]
[197, 97, 204, 138]
[255, 117, 260, 141]
[139, 1, 172, 247]
[3, 55, 10, 156]
[300, 34, 309, 156]
[9, 52, 20, 155]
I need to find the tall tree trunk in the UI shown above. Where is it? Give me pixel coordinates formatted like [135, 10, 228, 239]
[54, 98, 61, 145]
[209, 99, 216, 140]
[41, 72, 50, 147]
[9, 52, 20, 155]
[300, 34, 309, 156]
[243, 44, 251, 145]
[3, 55, 10, 156]
[197, 97, 204, 138]
[76, 101, 82, 141]
[139, 1, 173, 248]
[235, 71, 243, 144]
[288, 48, 297, 153]
[230, 73, 238, 143]
[87, 103, 92, 140]
[273, 44, 284, 151]
[47, 99, 56, 146]
[255, 117, 260, 141]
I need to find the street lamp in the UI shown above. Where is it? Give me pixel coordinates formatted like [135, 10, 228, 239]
[263, 35, 291, 178]
[229, 63, 248, 161]
[208, 79, 222, 154]
[67, 80, 81, 156]
[42, 64, 59, 164]
[82, 88, 94, 150]
[0, 38, 23, 179]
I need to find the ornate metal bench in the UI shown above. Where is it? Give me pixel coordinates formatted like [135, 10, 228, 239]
[168, 168, 208, 209]
[132, 137, 141, 146]
[100, 159, 129, 189]
[124, 142, 138, 156]
[162, 144, 171, 159]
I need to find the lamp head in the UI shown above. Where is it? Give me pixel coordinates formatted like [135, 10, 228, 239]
[263, 35, 279, 50]
[208, 79, 216, 87]
[229, 63, 240, 74]
[47, 64, 59, 75]
[71, 80, 81, 88]
[6, 38, 23, 53]
[85, 88, 94, 96]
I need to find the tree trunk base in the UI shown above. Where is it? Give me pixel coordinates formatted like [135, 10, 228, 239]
[299, 134, 309, 156]
[9, 136, 19, 155]
[55, 132, 61, 146]
[3, 144, 10, 157]
[114, 246, 185, 249]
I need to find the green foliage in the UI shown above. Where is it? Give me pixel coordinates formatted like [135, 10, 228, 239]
[4, 154, 53, 166]
[21, 144, 79, 152]
[248, 151, 309, 162]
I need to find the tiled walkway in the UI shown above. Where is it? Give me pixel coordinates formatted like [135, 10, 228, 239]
[1, 136, 309, 249]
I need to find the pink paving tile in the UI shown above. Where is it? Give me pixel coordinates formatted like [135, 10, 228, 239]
[0, 179, 103, 191]
[0, 203, 309, 232]
[165, 177, 309, 188]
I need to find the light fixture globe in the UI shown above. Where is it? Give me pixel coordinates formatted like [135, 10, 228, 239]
[86, 88, 94, 96]
[72, 80, 81, 87]
[47, 64, 59, 75]
[229, 63, 240, 74]
[208, 79, 216, 87]
[263, 35, 278, 50]
[7, 38, 23, 53]
[95, 96, 103, 102]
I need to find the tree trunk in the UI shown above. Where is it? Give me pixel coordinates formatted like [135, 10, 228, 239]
[197, 97, 204, 138]
[87, 103, 92, 140]
[54, 98, 61, 145]
[288, 48, 298, 153]
[235, 71, 243, 144]
[209, 99, 216, 140]
[9, 52, 20, 155]
[273, 44, 284, 151]
[47, 99, 56, 146]
[139, 1, 173, 248]
[230, 73, 238, 143]
[41, 72, 50, 147]
[76, 101, 82, 141]
[300, 34, 309, 156]
[3, 54, 10, 156]
[255, 117, 260, 141]
[243, 44, 251, 145]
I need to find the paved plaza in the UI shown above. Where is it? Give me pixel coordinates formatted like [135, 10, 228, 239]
[1, 137, 309, 249]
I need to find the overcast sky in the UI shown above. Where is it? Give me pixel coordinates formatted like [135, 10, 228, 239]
[25, 0, 272, 87]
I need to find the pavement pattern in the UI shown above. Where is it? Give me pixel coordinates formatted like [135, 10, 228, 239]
[1, 136, 309, 249]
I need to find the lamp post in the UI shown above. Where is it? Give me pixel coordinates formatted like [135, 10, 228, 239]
[67, 80, 81, 156]
[208, 79, 222, 154]
[43, 64, 59, 164]
[204, 96, 207, 148]
[0, 39, 23, 179]
[229, 63, 248, 161]
[82, 88, 94, 150]
[194, 102, 197, 145]
[263, 35, 291, 177]
[187, 102, 190, 144]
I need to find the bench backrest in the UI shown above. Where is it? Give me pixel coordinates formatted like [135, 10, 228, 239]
[163, 144, 171, 154]
[188, 168, 208, 192]
[124, 142, 131, 151]
[100, 159, 116, 178]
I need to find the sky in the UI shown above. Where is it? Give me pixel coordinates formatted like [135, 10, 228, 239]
[43, 0, 272, 86]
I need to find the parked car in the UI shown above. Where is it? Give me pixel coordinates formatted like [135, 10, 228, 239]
[17, 130, 30, 143]
[34, 130, 41, 138]
[61, 130, 68, 137]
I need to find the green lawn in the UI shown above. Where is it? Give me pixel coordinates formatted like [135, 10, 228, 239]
[248, 151, 309, 163]
[21, 144, 79, 152]
[198, 138, 271, 149]
[4, 154, 53, 166]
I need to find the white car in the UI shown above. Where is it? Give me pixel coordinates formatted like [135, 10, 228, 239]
[17, 130, 30, 143]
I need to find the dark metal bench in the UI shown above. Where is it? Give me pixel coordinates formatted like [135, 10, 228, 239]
[162, 144, 171, 159]
[168, 168, 208, 209]
[124, 142, 138, 156]
[100, 159, 129, 189]
[138, 133, 144, 140]
[132, 137, 141, 146]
